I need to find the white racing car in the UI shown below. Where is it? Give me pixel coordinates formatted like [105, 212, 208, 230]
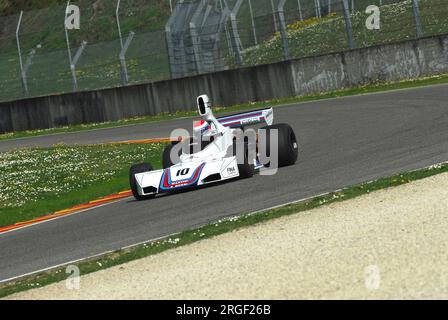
[129, 95, 298, 200]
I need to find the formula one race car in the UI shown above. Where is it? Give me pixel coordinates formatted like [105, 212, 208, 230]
[129, 95, 298, 200]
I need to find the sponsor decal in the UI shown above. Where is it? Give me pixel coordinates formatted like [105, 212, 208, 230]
[227, 166, 236, 174]
[159, 163, 206, 190]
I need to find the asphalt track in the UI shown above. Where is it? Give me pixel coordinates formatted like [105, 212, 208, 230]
[1, 84, 448, 283]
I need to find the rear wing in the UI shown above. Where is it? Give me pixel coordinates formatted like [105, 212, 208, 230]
[217, 108, 274, 128]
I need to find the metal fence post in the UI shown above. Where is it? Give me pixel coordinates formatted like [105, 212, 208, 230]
[64, 1, 78, 91]
[116, 0, 135, 84]
[230, 18, 242, 66]
[248, 0, 258, 45]
[116, 0, 124, 49]
[315, 0, 321, 18]
[219, 0, 233, 57]
[178, 39, 187, 76]
[23, 47, 39, 88]
[341, 0, 355, 49]
[190, 0, 206, 74]
[297, 0, 303, 21]
[190, 22, 202, 74]
[230, 0, 244, 67]
[70, 41, 87, 91]
[411, 0, 423, 38]
[278, 0, 290, 60]
[119, 32, 135, 84]
[15, 11, 29, 96]
[271, 0, 278, 32]
[165, 1, 183, 79]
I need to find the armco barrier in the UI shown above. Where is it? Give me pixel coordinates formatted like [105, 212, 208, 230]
[0, 34, 447, 134]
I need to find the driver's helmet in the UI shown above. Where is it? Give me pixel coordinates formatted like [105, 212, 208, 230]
[193, 120, 210, 137]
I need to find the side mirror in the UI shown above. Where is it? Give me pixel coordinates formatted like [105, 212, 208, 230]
[197, 94, 210, 116]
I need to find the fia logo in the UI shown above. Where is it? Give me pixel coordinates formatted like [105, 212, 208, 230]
[227, 167, 236, 174]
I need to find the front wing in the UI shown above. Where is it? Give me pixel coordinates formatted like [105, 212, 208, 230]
[134, 157, 240, 196]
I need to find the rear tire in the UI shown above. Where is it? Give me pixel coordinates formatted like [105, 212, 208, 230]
[260, 123, 298, 168]
[130, 163, 154, 201]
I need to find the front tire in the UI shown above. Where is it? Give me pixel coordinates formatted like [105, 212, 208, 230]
[233, 139, 254, 179]
[130, 163, 154, 201]
[162, 142, 181, 169]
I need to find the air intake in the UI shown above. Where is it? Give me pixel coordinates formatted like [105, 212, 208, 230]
[202, 174, 221, 184]
[143, 186, 158, 194]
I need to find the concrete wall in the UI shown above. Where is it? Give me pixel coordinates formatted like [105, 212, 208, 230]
[291, 35, 448, 96]
[1, 34, 447, 133]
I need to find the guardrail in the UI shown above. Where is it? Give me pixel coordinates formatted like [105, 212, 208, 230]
[1, 32, 447, 134]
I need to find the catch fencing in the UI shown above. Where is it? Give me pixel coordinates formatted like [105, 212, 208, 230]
[0, 0, 447, 102]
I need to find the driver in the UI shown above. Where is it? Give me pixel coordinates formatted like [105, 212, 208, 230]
[192, 119, 216, 152]
[193, 119, 211, 139]
[190, 95, 230, 153]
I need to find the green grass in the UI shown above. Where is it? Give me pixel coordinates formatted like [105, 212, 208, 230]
[1, 160, 447, 298]
[242, 0, 448, 67]
[0, 0, 172, 102]
[2, 72, 448, 141]
[0, 0, 84, 16]
[0, 142, 165, 227]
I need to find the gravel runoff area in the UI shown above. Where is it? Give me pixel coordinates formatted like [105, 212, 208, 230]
[7, 172, 448, 300]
